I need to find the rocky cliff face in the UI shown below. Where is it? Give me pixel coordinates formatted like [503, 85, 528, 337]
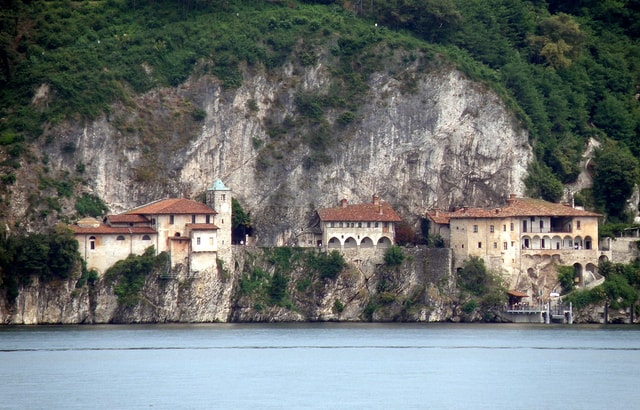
[1, 247, 455, 324]
[3, 53, 533, 324]
[13, 57, 531, 244]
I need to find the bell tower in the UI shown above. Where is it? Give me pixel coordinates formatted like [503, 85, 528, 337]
[206, 179, 232, 262]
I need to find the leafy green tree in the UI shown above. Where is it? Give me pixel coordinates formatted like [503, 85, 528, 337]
[528, 13, 585, 69]
[307, 250, 345, 280]
[557, 265, 576, 294]
[457, 256, 489, 296]
[524, 162, 564, 203]
[593, 94, 637, 152]
[384, 245, 405, 267]
[592, 144, 640, 220]
[47, 224, 80, 280]
[75, 193, 109, 217]
[269, 270, 289, 305]
[232, 198, 251, 244]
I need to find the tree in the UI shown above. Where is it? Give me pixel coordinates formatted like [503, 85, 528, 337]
[528, 13, 585, 69]
[232, 198, 251, 244]
[557, 265, 576, 294]
[524, 161, 564, 203]
[384, 245, 404, 267]
[592, 144, 640, 220]
[394, 221, 415, 245]
[457, 256, 489, 296]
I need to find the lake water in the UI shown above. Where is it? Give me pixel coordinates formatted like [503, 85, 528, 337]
[1, 323, 639, 409]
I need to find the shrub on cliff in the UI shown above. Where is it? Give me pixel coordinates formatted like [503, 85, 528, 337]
[384, 245, 405, 267]
[104, 247, 167, 307]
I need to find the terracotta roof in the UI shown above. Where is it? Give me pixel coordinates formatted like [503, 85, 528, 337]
[507, 290, 528, 298]
[69, 223, 156, 235]
[106, 214, 150, 224]
[126, 198, 217, 215]
[427, 197, 601, 222]
[186, 223, 219, 231]
[318, 200, 402, 223]
[426, 210, 451, 225]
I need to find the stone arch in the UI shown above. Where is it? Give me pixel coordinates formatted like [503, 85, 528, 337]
[573, 263, 584, 286]
[377, 237, 392, 248]
[584, 236, 593, 250]
[522, 235, 532, 249]
[328, 237, 341, 249]
[360, 237, 374, 248]
[344, 237, 357, 249]
[599, 254, 609, 264]
[532, 235, 541, 249]
[551, 235, 562, 250]
[563, 236, 573, 249]
[542, 235, 552, 249]
[574, 236, 583, 249]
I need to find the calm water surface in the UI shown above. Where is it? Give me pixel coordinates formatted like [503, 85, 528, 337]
[1, 323, 639, 409]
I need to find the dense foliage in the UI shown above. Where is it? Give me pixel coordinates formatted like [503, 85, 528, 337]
[456, 256, 507, 321]
[564, 260, 639, 314]
[383, 245, 405, 267]
[1, 0, 639, 224]
[238, 247, 346, 311]
[104, 246, 168, 307]
[231, 198, 251, 244]
[0, 224, 81, 302]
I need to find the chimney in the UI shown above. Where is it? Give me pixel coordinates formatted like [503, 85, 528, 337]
[434, 207, 440, 217]
[340, 198, 348, 208]
[507, 193, 516, 205]
[372, 194, 380, 205]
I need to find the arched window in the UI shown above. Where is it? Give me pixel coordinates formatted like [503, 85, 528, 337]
[116, 235, 125, 241]
[142, 235, 151, 240]
[89, 236, 96, 250]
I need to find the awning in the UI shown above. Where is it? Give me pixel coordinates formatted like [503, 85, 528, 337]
[507, 290, 528, 298]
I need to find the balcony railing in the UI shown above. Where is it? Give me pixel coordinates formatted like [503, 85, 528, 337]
[521, 227, 572, 234]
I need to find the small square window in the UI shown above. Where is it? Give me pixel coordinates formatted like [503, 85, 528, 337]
[478, 242, 482, 248]
[473, 225, 478, 233]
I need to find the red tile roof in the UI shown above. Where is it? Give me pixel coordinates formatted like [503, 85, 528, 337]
[427, 197, 601, 223]
[69, 223, 156, 235]
[126, 198, 217, 215]
[318, 200, 402, 222]
[107, 214, 150, 224]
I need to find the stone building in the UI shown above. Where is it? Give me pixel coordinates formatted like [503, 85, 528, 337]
[426, 194, 609, 291]
[298, 195, 402, 259]
[70, 179, 232, 275]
